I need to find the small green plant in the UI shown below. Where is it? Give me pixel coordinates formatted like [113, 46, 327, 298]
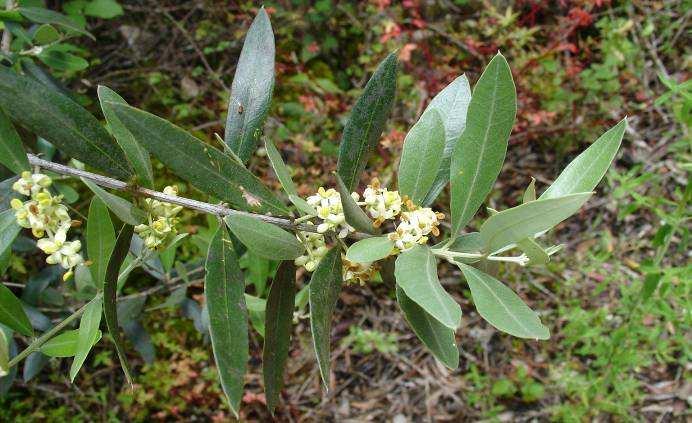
[0, 7, 627, 417]
[341, 326, 398, 355]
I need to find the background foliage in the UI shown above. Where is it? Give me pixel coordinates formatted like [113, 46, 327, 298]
[1, 0, 689, 421]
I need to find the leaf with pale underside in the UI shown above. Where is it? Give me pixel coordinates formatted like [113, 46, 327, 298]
[346, 236, 394, 263]
[450, 53, 516, 236]
[224, 214, 303, 260]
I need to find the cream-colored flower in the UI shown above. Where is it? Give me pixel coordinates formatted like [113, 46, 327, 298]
[12, 171, 51, 196]
[388, 207, 444, 252]
[135, 186, 183, 251]
[361, 178, 402, 226]
[306, 187, 354, 238]
[342, 257, 378, 285]
[294, 231, 328, 272]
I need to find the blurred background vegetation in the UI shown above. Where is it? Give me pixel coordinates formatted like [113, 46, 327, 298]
[0, 0, 689, 421]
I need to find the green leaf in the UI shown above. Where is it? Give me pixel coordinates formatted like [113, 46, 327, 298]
[345, 236, 394, 264]
[0, 209, 21, 258]
[337, 52, 398, 191]
[308, 248, 342, 390]
[98, 86, 154, 188]
[0, 284, 33, 337]
[18, 7, 94, 40]
[516, 238, 549, 266]
[398, 109, 446, 205]
[335, 173, 375, 234]
[224, 7, 275, 163]
[395, 286, 458, 369]
[445, 231, 482, 264]
[86, 197, 115, 289]
[394, 245, 461, 329]
[205, 226, 248, 417]
[32, 24, 60, 45]
[479, 192, 592, 252]
[422, 75, 472, 206]
[541, 118, 627, 199]
[225, 214, 303, 260]
[106, 102, 290, 215]
[522, 177, 536, 203]
[54, 182, 78, 204]
[0, 68, 131, 178]
[83, 0, 124, 19]
[36, 48, 89, 72]
[0, 108, 30, 174]
[40, 329, 102, 357]
[103, 224, 135, 385]
[159, 233, 188, 273]
[458, 264, 549, 339]
[81, 178, 145, 226]
[450, 53, 516, 235]
[264, 138, 311, 214]
[263, 261, 296, 414]
[69, 296, 102, 382]
[0, 330, 8, 378]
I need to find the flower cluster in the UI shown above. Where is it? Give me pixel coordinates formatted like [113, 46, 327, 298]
[134, 186, 183, 250]
[11, 172, 83, 280]
[293, 180, 444, 283]
[306, 187, 355, 238]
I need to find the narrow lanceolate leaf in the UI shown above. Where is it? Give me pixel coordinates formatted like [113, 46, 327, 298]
[265, 139, 312, 214]
[0, 68, 132, 179]
[479, 192, 592, 253]
[0, 108, 30, 174]
[458, 264, 549, 339]
[263, 261, 296, 414]
[396, 286, 458, 369]
[394, 245, 461, 329]
[225, 214, 303, 260]
[541, 118, 627, 199]
[81, 179, 145, 226]
[40, 329, 102, 357]
[0, 330, 8, 377]
[398, 109, 446, 205]
[0, 209, 21, 258]
[70, 296, 103, 382]
[107, 102, 290, 215]
[337, 52, 398, 191]
[346, 236, 394, 264]
[335, 173, 375, 234]
[103, 224, 135, 386]
[422, 75, 472, 206]
[0, 284, 33, 337]
[87, 197, 115, 289]
[308, 248, 343, 390]
[205, 226, 248, 417]
[225, 7, 275, 163]
[98, 86, 154, 188]
[450, 53, 516, 235]
[18, 7, 94, 40]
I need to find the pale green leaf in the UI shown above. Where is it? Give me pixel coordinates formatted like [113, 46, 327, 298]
[516, 238, 549, 266]
[0, 209, 21, 258]
[522, 177, 536, 203]
[70, 296, 102, 382]
[458, 264, 549, 339]
[394, 245, 461, 329]
[345, 236, 394, 263]
[335, 173, 375, 234]
[225, 214, 303, 260]
[480, 192, 592, 252]
[398, 109, 446, 205]
[450, 53, 516, 235]
[40, 329, 102, 358]
[81, 178, 145, 226]
[83, 0, 124, 19]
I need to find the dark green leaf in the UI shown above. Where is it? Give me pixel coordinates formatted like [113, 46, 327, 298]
[0, 68, 131, 178]
[224, 7, 275, 163]
[107, 102, 290, 215]
[0, 284, 33, 337]
[422, 75, 472, 206]
[398, 109, 445, 205]
[103, 224, 135, 385]
[541, 118, 627, 199]
[69, 296, 102, 381]
[396, 286, 458, 369]
[479, 192, 592, 252]
[98, 86, 154, 188]
[335, 173, 375, 234]
[22, 351, 48, 382]
[308, 248, 342, 390]
[225, 214, 303, 260]
[345, 236, 394, 263]
[205, 226, 248, 417]
[18, 7, 94, 39]
[450, 53, 516, 235]
[32, 24, 60, 45]
[394, 245, 461, 329]
[81, 178, 145, 225]
[0, 108, 30, 174]
[87, 197, 115, 289]
[458, 264, 549, 339]
[263, 261, 296, 414]
[337, 52, 398, 191]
